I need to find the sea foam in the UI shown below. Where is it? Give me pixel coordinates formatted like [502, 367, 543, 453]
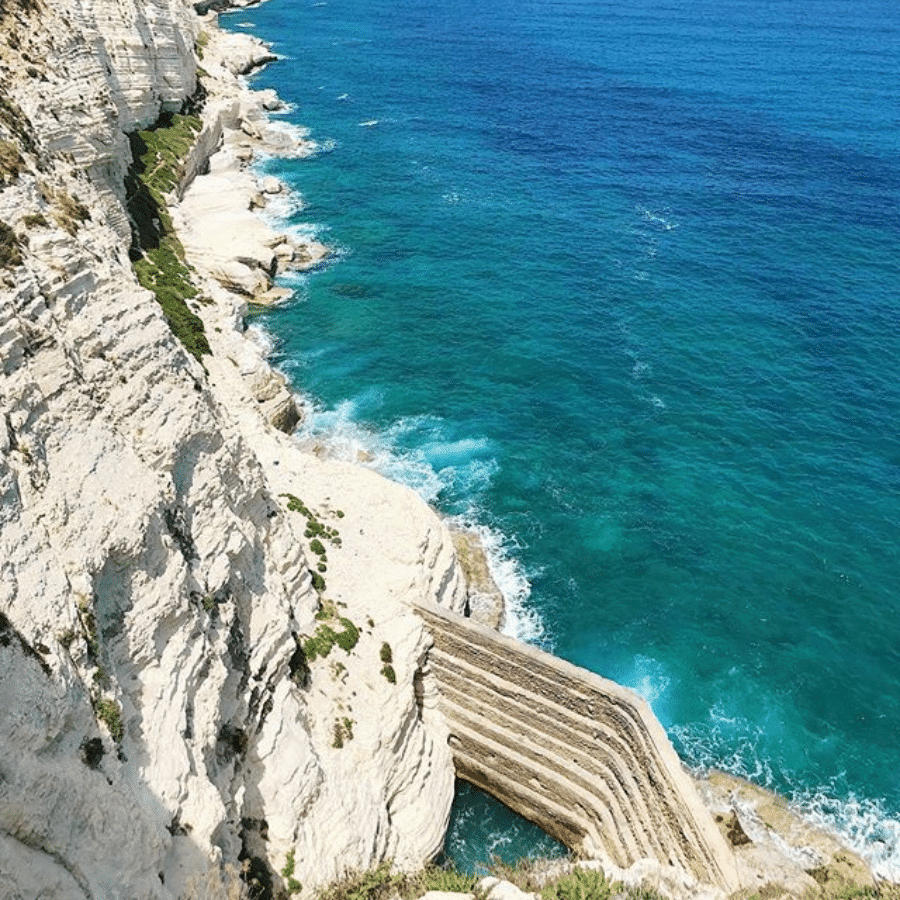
[290, 398, 545, 645]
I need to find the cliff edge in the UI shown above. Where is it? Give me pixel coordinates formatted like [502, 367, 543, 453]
[0, 2, 889, 900]
[0, 1, 467, 897]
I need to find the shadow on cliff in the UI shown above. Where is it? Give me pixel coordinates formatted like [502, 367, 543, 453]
[0, 531, 282, 899]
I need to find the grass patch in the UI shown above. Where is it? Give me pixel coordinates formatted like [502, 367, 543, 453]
[412, 865, 478, 895]
[332, 717, 354, 749]
[94, 698, 124, 744]
[130, 112, 202, 200]
[541, 868, 614, 900]
[54, 190, 90, 236]
[126, 111, 210, 362]
[281, 849, 302, 896]
[0, 94, 36, 157]
[316, 862, 400, 900]
[0, 139, 24, 186]
[134, 241, 210, 360]
[314, 862, 477, 900]
[303, 617, 360, 662]
[0, 220, 22, 268]
[196, 30, 210, 60]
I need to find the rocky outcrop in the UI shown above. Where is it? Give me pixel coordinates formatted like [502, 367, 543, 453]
[698, 771, 876, 899]
[450, 529, 505, 630]
[0, 1, 467, 897]
[413, 601, 741, 896]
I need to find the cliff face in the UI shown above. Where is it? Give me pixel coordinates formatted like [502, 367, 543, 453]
[0, 1, 467, 897]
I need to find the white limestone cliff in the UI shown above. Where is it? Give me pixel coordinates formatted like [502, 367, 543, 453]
[0, 1, 467, 897]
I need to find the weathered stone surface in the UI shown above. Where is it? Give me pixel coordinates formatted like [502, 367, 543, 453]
[477, 878, 538, 900]
[451, 528, 505, 629]
[698, 771, 875, 897]
[414, 601, 741, 895]
[262, 175, 283, 194]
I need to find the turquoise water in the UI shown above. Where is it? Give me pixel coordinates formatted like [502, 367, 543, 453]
[226, 0, 900, 877]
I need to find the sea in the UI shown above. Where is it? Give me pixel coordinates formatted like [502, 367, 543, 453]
[221, 0, 900, 879]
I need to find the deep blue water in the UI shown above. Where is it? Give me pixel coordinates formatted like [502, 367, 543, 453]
[225, 0, 900, 878]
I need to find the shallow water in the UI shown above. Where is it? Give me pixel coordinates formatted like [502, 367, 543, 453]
[228, 0, 900, 877]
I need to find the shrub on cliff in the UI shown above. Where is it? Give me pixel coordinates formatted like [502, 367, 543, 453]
[93, 698, 124, 745]
[0, 139, 24, 186]
[127, 112, 211, 362]
[313, 862, 477, 900]
[541, 868, 612, 900]
[0, 220, 22, 268]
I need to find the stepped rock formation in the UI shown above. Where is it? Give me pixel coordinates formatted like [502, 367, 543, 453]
[414, 602, 741, 895]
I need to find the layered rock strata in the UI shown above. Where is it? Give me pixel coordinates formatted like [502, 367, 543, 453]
[413, 601, 741, 895]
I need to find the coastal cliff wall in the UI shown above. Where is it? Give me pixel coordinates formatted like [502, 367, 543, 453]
[0, 0, 469, 896]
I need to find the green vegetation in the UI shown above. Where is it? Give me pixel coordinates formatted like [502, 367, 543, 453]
[281, 493, 343, 593]
[131, 112, 202, 198]
[0, 220, 22, 269]
[315, 862, 399, 900]
[0, 94, 36, 157]
[22, 212, 48, 228]
[302, 617, 360, 662]
[288, 638, 311, 687]
[379, 642, 392, 664]
[300, 855, 900, 900]
[76, 596, 100, 664]
[281, 849, 302, 896]
[94, 698, 124, 744]
[0, 139, 24, 186]
[195, 30, 210, 61]
[281, 493, 342, 547]
[313, 862, 477, 900]
[57, 628, 76, 649]
[380, 665, 396, 685]
[127, 112, 210, 362]
[540, 867, 613, 900]
[134, 241, 210, 361]
[54, 190, 90, 235]
[414, 865, 478, 895]
[332, 717, 354, 749]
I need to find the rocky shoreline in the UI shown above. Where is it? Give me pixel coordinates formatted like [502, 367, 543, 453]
[0, 0, 892, 897]
[176, 11, 512, 632]
[169, 13, 891, 899]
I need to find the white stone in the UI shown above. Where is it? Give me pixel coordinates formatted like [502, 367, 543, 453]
[261, 175, 283, 194]
[477, 878, 539, 900]
[419, 892, 475, 900]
